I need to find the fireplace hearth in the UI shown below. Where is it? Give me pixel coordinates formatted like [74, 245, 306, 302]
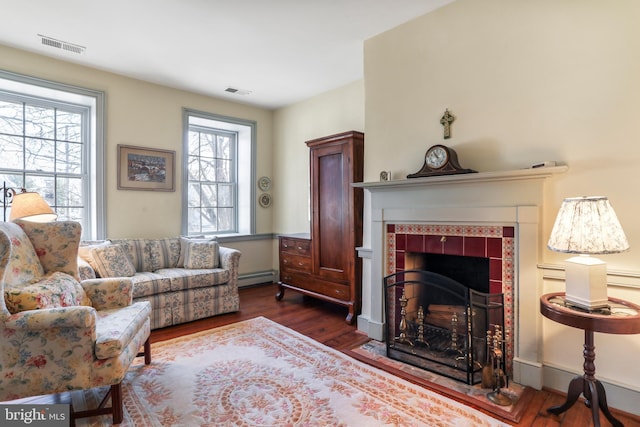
[385, 269, 505, 385]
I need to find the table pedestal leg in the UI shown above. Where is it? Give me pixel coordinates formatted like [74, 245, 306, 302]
[546, 330, 623, 427]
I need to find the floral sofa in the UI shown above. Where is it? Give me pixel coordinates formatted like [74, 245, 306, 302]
[0, 220, 151, 424]
[78, 236, 241, 330]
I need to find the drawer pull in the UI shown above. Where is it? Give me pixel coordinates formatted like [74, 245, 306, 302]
[283, 243, 289, 248]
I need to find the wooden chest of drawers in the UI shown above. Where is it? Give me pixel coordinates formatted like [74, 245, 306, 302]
[277, 233, 353, 312]
[278, 235, 311, 287]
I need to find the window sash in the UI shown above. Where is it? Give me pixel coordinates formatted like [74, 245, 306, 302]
[187, 127, 237, 234]
[0, 70, 104, 239]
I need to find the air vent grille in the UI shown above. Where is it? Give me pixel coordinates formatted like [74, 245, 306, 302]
[38, 34, 86, 55]
[225, 87, 252, 96]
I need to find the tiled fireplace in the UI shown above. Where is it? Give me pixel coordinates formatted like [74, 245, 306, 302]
[387, 223, 515, 379]
[354, 166, 567, 389]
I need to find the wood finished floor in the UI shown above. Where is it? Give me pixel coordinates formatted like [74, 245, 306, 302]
[152, 283, 640, 427]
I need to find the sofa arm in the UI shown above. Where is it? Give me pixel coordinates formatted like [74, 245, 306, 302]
[219, 246, 241, 272]
[219, 246, 241, 289]
[81, 278, 134, 310]
[3, 305, 97, 330]
[78, 257, 96, 280]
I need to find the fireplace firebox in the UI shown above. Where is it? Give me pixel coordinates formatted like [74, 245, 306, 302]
[384, 269, 505, 385]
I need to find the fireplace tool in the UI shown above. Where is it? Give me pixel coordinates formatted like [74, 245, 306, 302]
[485, 325, 513, 406]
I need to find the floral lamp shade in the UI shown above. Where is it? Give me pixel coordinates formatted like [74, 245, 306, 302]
[547, 196, 629, 310]
[548, 196, 629, 255]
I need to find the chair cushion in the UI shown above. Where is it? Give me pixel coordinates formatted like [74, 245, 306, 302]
[181, 238, 219, 269]
[94, 301, 151, 359]
[90, 244, 137, 278]
[4, 272, 92, 314]
[14, 220, 82, 280]
[0, 222, 45, 287]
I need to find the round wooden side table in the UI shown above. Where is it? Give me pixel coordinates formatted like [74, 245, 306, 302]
[540, 292, 640, 427]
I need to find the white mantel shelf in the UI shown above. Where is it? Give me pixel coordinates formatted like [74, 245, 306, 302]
[353, 165, 568, 190]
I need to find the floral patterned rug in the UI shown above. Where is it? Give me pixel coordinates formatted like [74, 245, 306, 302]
[73, 316, 509, 426]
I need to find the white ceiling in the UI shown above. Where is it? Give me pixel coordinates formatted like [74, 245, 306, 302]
[0, 0, 452, 109]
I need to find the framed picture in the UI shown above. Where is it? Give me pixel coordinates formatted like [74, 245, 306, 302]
[117, 145, 175, 191]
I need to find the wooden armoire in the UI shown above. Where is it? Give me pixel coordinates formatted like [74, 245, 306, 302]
[276, 131, 364, 324]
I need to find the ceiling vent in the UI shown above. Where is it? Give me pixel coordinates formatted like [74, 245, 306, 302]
[225, 87, 252, 96]
[38, 34, 86, 55]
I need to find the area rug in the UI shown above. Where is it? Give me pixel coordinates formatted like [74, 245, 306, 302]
[73, 316, 510, 426]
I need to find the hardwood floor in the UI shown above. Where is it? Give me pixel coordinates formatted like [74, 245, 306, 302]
[152, 283, 640, 427]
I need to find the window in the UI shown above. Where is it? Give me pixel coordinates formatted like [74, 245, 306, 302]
[182, 109, 255, 236]
[0, 71, 104, 239]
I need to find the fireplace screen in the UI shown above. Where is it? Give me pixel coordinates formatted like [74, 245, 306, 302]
[384, 270, 505, 385]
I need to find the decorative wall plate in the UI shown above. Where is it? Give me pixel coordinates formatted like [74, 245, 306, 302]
[258, 176, 271, 192]
[258, 193, 272, 208]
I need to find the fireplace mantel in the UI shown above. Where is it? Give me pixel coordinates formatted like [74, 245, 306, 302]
[355, 165, 568, 390]
[353, 165, 568, 190]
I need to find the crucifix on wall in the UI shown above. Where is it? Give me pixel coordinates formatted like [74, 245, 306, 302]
[440, 108, 455, 139]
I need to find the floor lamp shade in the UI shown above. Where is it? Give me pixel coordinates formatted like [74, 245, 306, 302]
[9, 192, 58, 222]
[547, 196, 629, 309]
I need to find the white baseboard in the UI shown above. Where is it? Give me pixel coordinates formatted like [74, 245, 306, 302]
[512, 357, 543, 390]
[357, 314, 384, 341]
[238, 271, 275, 287]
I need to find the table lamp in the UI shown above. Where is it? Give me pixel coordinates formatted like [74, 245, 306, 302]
[547, 196, 629, 309]
[9, 191, 58, 222]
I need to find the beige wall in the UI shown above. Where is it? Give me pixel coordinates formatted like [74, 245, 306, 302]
[272, 80, 365, 235]
[0, 44, 274, 276]
[365, 0, 640, 271]
[364, 0, 640, 412]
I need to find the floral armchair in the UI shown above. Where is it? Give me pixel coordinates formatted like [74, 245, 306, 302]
[0, 220, 151, 424]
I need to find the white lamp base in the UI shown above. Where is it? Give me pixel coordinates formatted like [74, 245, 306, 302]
[564, 256, 609, 310]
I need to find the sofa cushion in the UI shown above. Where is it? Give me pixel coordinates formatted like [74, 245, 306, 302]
[78, 240, 111, 269]
[14, 220, 82, 280]
[129, 272, 172, 298]
[94, 301, 151, 359]
[155, 237, 181, 269]
[90, 244, 137, 278]
[177, 236, 218, 267]
[4, 271, 92, 314]
[180, 238, 219, 269]
[154, 268, 230, 291]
